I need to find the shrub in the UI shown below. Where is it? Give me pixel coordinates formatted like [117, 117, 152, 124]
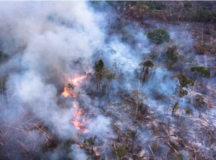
[195, 94, 206, 109]
[113, 145, 126, 160]
[194, 94, 206, 109]
[185, 107, 191, 115]
[165, 46, 178, 63]
[178, 88, 188, 97]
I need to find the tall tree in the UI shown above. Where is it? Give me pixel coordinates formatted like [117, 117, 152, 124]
[131, 90, 146, 119]
[105, 69, 116, 94]
[94, 59, 104, 72]
[174, 74, 194, 97]
[94, 59, 116, 93]
[190, 66, 210, 103]
[128, 130, 139, 152]
[139, 60, 154, 82]
[94, 59, 104, 90]
[86, 136, 96, 155]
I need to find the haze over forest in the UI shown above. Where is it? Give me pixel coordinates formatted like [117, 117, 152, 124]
[0, 1, 216, 160]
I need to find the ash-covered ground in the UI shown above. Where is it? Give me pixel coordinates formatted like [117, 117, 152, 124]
[0, 1, 216, 160]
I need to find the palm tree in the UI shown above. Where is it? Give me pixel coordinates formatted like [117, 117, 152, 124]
[113, 144, 126, 160]
[139, 60, 154, 82]
[87, 136, 96, 155]
[128, 130, 138, 152]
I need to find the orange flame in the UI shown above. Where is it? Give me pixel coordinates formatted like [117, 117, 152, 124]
[93, 146, 100, 156]
[61, 74, 89, 134]
[76, 143, 84, 147]
[69, 74, 87, 86]
[62, 87, 70, 97]
[62, 73, 88, 98]
[71, 102, 88, 133]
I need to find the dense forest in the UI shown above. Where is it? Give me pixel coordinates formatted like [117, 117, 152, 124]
[0, 1, 216, 160]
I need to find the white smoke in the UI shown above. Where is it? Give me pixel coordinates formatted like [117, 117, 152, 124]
[70, 144, 88, 160]
[0, 1, 210, 160]
[0, 1, 109, 159]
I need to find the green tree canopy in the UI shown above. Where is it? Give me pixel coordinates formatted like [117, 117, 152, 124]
[165, 46, 178, 63]
[191, 66, 210, 78]
[94, 59, 104, 73]
[174, 74, 194, 88]
[139, 60, 154, 82]
[140, 60, 154, 68]
[174, 74, 194, 97]
[113, 145, 126, 160]
[147, 29, 170, 44]
[94, 59, 105, 81]
[128, 130, 138, 141]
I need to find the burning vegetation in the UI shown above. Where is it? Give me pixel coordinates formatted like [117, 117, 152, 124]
[0, 1, 216, 160]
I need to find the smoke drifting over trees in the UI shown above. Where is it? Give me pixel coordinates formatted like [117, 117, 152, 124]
[0, 1, 216, 160]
